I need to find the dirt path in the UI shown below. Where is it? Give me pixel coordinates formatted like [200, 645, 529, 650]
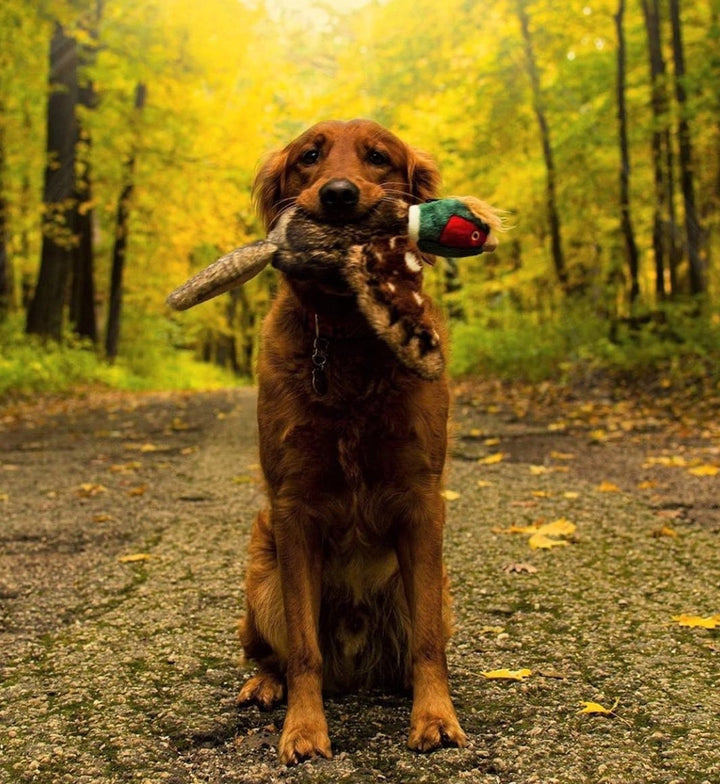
[1, 386, 718, 784]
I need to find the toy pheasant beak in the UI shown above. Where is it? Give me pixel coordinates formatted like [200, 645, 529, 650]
[408, 197, 503, 257]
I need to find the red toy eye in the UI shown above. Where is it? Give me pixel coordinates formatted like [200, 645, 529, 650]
[471, 231, 481, 242]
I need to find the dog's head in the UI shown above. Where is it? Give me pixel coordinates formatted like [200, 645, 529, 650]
[253, 119, 440, 230]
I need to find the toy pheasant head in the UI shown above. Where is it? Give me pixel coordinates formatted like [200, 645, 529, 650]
[408, 197, 500, 257]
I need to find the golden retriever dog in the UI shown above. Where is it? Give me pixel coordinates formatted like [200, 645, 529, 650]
[237, 119, 468, 765]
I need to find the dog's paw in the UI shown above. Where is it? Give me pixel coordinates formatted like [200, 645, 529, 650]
[236, 672, 285, 710]
[278, 717, 332, 765]
[408, 711, 467, 752]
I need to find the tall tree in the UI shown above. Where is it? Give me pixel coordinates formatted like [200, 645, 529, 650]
[69, 2, 104, 343]
[641, 0, 673, 298]
[0, 99, 11, 319]
[105, 82, 146, 362]
[614, 0, 640, 304]
[669, 0, 704, 295]
[26, 22, 79, 339]
[70, 119, 97, 342]
[516, 0, 567, 289]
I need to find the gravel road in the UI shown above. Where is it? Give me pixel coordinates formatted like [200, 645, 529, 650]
[1, 386, 718, 784]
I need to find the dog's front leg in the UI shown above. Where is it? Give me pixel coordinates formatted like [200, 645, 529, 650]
[397, 492, 467, 752]
[273, 500, 331, 765]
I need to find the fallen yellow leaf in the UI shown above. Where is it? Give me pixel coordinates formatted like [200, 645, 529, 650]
[0, 492, 8, 502]
[563, 491, 580, 499]
[643, 455, 687, 468]
[597, 481, 621, 493]
[537, 518, 576, 537]
[128, 485, 148, 497]
[652, 525, 678, 538]
[110, 461, 142, 473]
[529, 533, 569, 550]
[118, 553, 151, 563]
[578, 699, 619, 716]
[482, 668, 532, 681]
[441, 490, 461, 501]
[673, 614, 720, 629]
[477, 480, 493, 488]
[75, 483, 107, 498]
[687, 464, 719, 477]
[550, 451, 576, 460]
[93, 513, 113, 523]
[478, 453, 506, 465]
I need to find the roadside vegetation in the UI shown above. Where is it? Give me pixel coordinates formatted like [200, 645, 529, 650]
[1, 0, 718, 402]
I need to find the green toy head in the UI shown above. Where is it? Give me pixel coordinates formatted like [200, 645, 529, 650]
[408, 197, 501, 258]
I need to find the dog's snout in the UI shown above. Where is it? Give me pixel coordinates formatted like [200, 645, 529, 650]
[319, 179, 360, 213]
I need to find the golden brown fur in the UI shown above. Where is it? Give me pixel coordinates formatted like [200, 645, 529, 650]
[237, 119, 466, 764]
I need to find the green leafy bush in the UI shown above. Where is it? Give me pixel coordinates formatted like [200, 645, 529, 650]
[449, 301, 720, 387]
[0, 314, 239, 402]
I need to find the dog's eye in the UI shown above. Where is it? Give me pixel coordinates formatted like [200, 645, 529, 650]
[299, 148, 320, 166]
[367, 149, 390, 167]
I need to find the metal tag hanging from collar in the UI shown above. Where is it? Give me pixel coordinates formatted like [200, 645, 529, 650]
[311, 314, 330, 396]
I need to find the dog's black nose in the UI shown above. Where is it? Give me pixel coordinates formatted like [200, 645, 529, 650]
[319, 179, 360, 214]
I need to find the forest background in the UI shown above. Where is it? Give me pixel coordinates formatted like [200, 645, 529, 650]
[0, 0, 718, 400]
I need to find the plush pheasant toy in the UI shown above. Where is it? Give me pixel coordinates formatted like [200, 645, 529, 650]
[167, 197, 501, 379]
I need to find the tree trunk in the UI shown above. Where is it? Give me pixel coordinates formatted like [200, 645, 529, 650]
[668, 0, 704, 294]
[443, 257, 465, 320]
[26, 23, 78, 339]
[70, 99, 98, 342]
[664, 121, 682, 294]
[516, 0, 567, 289]
[641, 0, 669, 298]
[0, 101, 12, 319]
[105, 82, 146, 362]
[69, 4, 104, 343]
[615, 0, 641, 304]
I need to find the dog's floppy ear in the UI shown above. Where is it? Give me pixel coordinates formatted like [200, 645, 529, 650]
[408, 148, 441, 203]
[253, 149, 289, 231]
